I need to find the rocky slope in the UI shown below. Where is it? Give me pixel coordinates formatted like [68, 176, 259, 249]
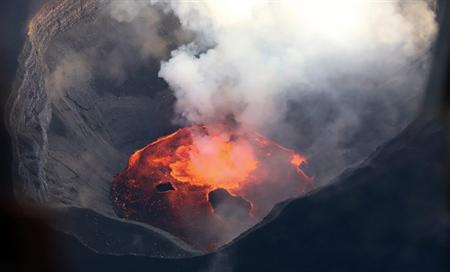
[50, 206, 200, 258]
[6, 0, 191, 257]
[7, 0, 101, 206]
[7, 0, 178, 214]
[40, 116, 450, 272]
[7, 0, 449, 266]
[219, 117, 450, 272]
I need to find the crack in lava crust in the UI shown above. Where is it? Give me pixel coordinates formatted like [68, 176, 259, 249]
[111, 124, 313, 250]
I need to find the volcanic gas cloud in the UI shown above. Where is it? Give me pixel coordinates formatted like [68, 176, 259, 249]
[112, 124, 312, 249]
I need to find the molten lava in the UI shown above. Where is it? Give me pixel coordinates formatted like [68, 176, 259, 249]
[169, 129, 258, 189]
[111, 124, 312, 250]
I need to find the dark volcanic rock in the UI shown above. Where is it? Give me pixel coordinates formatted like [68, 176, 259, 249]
[7, 0, 101, 205]
[7, 0, 181, 215]
[6, 0, 191, 258]
[50, 206, 200, 258]
[6, 0, 450, 269]
[156, 182, 176, 192]
[47, 117, 450, 272]
[218, 118, 450, 271]
[208, 188, 251, 221]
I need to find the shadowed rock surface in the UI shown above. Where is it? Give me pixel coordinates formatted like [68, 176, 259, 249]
[208, 188, 252, 221]
[8, 0, 101, 205]
[156, 182, 176, 192]
[43, 116, 450, 272]
[49, 206, 200, 258]
[6, 0, 450, 269]
[6, 0, 191, 257]
[219, 117, 450, 272]
[8, 0, 431, 215]
[7, 0, 182, 215]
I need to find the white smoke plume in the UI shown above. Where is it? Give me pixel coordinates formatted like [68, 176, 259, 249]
[46, 51, 92, 96]
[146, 0, 437, 181]
[99, 0, 439, 248]
[153, 0, 437, 130]
[104, 0, 438, 181]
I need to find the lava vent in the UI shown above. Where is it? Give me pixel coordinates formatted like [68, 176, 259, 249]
[112, 124, 313, 250]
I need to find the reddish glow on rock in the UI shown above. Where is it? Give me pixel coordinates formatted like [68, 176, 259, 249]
[169, 132, 258, 189]
[291, 153, 306, 166]
[111, 124, 313, 250]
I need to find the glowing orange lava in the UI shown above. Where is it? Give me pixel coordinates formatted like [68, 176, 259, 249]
[169, 131, 258, 189]
[111, 124, 313, 250]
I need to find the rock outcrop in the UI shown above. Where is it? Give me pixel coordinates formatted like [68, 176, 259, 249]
[6, 0, 194, 257]
[7, 0, 178, 214]
[7, 0, 101, 206]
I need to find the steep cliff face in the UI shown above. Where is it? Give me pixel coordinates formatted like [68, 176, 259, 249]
[8, 0, 101, 205]
[218, 117, 450, 272]
[6, 0, 196, 257]
[8, 0, 447, 263]
[35, 118, 449, 272]
[7, 0, 179, 215]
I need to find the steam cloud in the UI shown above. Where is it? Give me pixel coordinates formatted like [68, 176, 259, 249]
[102, 0, 437, 182]
[100, 0, 440, 249]
[146, 0, 436, 181]
[156, 0, 435, 127]
[48, 1, 192, 96]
